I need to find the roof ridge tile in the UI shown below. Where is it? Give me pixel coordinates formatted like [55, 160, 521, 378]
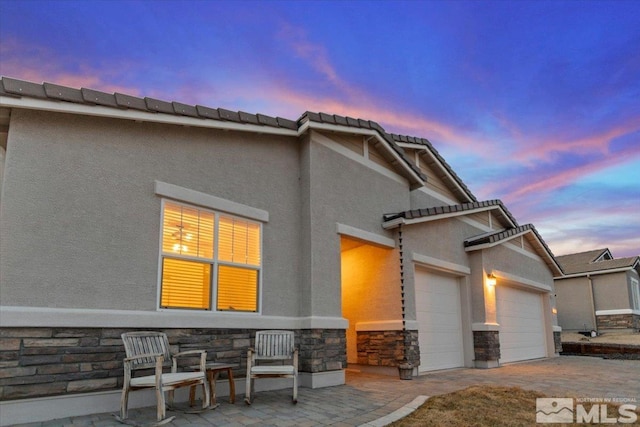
[81, 87, 118, 108]
[172, 101, 199, 118]
[114, 92, 147, 111]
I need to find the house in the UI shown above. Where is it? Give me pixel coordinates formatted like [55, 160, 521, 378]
[0, 77, 563, 424]
[555, 248, 640, 332]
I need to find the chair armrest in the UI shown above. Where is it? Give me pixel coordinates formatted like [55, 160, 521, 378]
[173, 349, 207, 358]
[171, 349, 207, 373]
[122, 353, 165, 387]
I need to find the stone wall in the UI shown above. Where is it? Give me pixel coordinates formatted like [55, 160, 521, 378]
[473, 330, 500, 362]
[356, 330, 419, 367]
[561, 342, 640, 359]
[596, 313, 640, 331]
[0, 327, 346, 401]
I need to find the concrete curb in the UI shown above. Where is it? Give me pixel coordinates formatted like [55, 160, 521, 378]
[359, 395, 429, 427]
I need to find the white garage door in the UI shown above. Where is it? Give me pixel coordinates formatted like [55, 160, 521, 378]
[497, 286, 547, 363]
[415, 268, 464, 372]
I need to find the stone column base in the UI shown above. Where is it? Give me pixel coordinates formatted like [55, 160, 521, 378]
[473, 330, 500, 369]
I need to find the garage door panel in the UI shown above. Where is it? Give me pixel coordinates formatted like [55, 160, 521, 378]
[415, 269, 464, 372]
[497, 286, 547, 363]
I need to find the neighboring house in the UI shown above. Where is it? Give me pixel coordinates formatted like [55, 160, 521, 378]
[555, 248, 640, 332]
[0, 77, 563, 423]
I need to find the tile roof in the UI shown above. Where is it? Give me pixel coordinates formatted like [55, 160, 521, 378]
[298, 111, 427, 182]
[555, 249, 609, 269]
[1, 76, 432, 183]
[464, 224, 564, 276]
[556, 249, 640, 275]
[384, 199, 516, 226]
[0, 76, 299, 130]
[465, 223, 536, 247]
[389, 134, 476, 202]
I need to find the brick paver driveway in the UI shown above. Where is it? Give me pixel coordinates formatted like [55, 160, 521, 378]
[14, 356, 640, 427]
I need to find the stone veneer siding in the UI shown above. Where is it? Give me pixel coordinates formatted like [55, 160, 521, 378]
[356, 330, 420, 367]
[553, 331, 563, 353]
[473, 330, 500, 361]
[596, 314, 640, 331]
[0, 327, 346, 401]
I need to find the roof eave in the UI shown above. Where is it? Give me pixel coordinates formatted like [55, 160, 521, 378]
[556, 265, 637, 279]
[466, 228, 564, 277]
[300, 119, 426, 187]
[0, 94, 300, 137]
[384, 203, 517, 230]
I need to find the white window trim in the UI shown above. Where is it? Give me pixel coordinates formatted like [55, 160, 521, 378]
[157, 198, 264, 314]
[155, 180, 269, 222]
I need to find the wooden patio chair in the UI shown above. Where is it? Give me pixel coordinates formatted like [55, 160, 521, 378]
[244, 330, 298, 404]
[118, 331, 210, 424]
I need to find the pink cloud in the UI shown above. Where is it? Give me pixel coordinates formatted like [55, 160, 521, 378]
[477, 145, 640, 204]
[513, 119, 640, 164]
[0, 37, 141, 95]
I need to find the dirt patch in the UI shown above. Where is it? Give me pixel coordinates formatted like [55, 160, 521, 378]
[388, 385, 640, 427]
[562, 331, 640, 345]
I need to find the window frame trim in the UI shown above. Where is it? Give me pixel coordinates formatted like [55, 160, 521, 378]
[157, 198, 264, 314]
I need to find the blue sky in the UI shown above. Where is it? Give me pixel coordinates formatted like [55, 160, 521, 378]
[1, 0, 639, 257]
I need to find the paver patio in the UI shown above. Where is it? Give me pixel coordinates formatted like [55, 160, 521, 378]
[8, 356, 639, 427]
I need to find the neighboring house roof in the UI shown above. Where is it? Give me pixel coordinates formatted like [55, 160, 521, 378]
[556, 249, 640, 277]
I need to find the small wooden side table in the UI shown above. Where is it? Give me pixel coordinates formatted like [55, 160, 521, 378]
[189, 363, 237, 406]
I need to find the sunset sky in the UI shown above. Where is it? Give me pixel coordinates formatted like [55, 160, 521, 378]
[1, 0, 638, 258]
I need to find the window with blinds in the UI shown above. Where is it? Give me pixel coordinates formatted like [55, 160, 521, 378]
[160, 201, 261, 312]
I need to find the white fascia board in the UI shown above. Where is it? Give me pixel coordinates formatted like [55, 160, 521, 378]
[556, 266, 635, 280]
[464, 228, 530, 252]
[301, 120, 425, 186]
[395, 142, 428, 151]
[0, 95, 299, 137]
[385, 205, 515, 231]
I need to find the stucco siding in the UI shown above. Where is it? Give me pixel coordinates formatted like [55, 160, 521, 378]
[592, 271, 631, 310]
[0, 110, 302, 316]
[483, 243, 554, 287]
[303, 132, 409, 318]
[409, 187, 457, 209]
[555, 277, 595, 330]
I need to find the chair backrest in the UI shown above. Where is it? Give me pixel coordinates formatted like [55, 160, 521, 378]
[121, 331, 172, 370]
[254, 330, 295, 360]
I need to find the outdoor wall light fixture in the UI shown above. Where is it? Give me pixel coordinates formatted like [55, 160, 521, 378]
[486, 273, 497, 286]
